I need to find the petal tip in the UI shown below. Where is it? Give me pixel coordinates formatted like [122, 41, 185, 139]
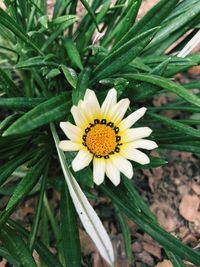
[94, 179, 104, 186]
[112, 179, 120, 186]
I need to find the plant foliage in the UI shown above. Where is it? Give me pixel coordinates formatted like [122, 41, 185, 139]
[0, 0, 200, 266]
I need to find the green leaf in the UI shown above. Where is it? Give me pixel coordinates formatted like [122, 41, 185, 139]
[0, 151, 32, 187]
[41, 16, 77, 51]
[8, 220, 63, 267]
[166, 250, 186, 267]
[123, 73, 200, 108]
[60, 64, 77, 88]
[29, 165, 48, 251]
[0, 9, 42, 55]
[113, 0, 179, 50]
[148, 112, 200, 138]
[0, 226, 37, 267]
[60, 181, 81, 267]
[72, 67, 91, 105]
[64, 37, 83, 70]
[52, 15, 76, 25]
[6, 157, 46, 211]
[45, 68, 61, 79]
[3, 93, 71, 136]
[0, 97, 45, 109]
[114, 204, 132, 262]
[0, 69, 20, 96]
[113, 0, 142, 46]
[122, 177, 157, 222]
[80, 0, 100, 32]
[0, 114, 20, 131]
[92, 28, 158, 83]
[15, 56, 58, 69]
[0, 247, 19, 267]
[145, 1, 200, 51]
[131, 58, 171, 101]
[160, 143, 200, 154]
[77, 0, 111, 52]
[134, 156, 168, 169]
[53, 0, 71, 18]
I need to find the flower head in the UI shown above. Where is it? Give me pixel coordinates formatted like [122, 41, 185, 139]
[59, 88, 157, 186]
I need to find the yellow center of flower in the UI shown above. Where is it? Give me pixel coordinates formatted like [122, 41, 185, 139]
[86, 124, 117, 157]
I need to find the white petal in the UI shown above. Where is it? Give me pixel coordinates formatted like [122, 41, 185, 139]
[101, 88, 117, 118]
[60, 122, 82, 141]
[121, 148, 150, 165]
[72, 149, 93, 171]
[110, 99, 130, 124]
[84, 89, 101, 116]
[51, 124, 115, 266]
[68, 175, 115, 266]
[112, 155, 133, 179]
[71, 105, 88, 128]
[119, 107, 147, 130]
[123, 127, 152, 143]
[93, 158, 106, 185]
[131, 139, 158, 150]
[77, 99, 94, 123]
[59, 140, 82, 151]
[105, 159, 120, 186]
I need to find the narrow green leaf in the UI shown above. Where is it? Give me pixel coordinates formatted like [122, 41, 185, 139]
[113, 0, 179, 50]
[8, 220, 63, 267]
[146, 1, 200, 51]
[6, 157, 46, 210]
[77, 0, 111, 52]
[92, 28, 158, 83]
[149, 105, 200, 113]
[132, 58, 171, 101]
[60, 64, 77, 88]
[0, 69, 20, 96]
[3, 93, 70, 136]
[72, 67, 91, 105]
[53, 0, 71, 18]
[41, 16, 77, 51]
[15, 56, 58, 69]
[46, 68, 61, 79]
[52, 15, 76, 25]
[114, 204, 132, 262]
[0, 97, 45, 109]
[166, 250, 186, 267]
[0, 247, 19, 267]
[160, 143, 200, 154]
[0, 151, 32, 187]
[29, 164, 48, 251]
[122, 177, 157, 222]
[64, 37, 83, 70]
[123, 73, 200, 108]
[80, 0, 100, 32]
[0, 226, 37, 267]
[148, 112, 200, 138]
[113, 0, 141, 46]
[0, 9, 42, 54]
[132, 156, 167, 169]
[60, 181, 81, 267]
[0, 114, 20, 131]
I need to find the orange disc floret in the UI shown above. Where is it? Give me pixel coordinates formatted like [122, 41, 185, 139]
[85, 124, 117, 156]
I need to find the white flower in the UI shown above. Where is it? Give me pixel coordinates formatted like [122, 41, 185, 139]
[59, 88, 157, 186]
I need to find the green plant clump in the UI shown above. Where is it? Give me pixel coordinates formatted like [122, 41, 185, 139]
[0, 0, 200, 266]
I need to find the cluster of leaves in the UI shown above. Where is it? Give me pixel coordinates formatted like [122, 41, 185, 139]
[0, 0, 200, 266]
